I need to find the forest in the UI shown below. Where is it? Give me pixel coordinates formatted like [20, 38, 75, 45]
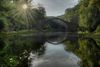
[0, 0, 100, 34]
[60, 0, 100, 33]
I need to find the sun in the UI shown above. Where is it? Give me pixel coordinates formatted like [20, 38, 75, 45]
[22, 4, 28, 9]
[8, 0, 40, 27]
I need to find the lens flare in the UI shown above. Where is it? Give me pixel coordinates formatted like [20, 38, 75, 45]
[22, 4, 28, 9]
[8, 0, 39, 28]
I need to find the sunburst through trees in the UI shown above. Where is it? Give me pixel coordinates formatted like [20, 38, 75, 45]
[8, 0, 39, 28]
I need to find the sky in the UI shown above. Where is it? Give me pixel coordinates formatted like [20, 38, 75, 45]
[32, 0, 78, 16]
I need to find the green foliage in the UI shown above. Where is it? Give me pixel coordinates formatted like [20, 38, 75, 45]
[63, 5, 79, 22]
[95, 25, 100, 32]
[60, 0, 100, 32]
[0, 0, 46, 32]
[79, 0, 100, 32]
[30, 7, 46, 23]
[64, 38, 100, 67]
[0, 17, 9, 31]
[0, 34, 45, 67]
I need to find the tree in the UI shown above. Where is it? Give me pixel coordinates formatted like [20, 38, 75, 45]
[79, 0, 100, 32]
[0, 17, 8, 32]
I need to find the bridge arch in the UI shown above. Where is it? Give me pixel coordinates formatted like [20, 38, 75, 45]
[39, 17, 70, 44]
[40, 17, 69, 32]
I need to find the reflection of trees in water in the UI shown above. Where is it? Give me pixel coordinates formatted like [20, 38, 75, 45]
[0, 35, 46, 67]
[0, 37, 5, 50]
[64, 38, 100, 67]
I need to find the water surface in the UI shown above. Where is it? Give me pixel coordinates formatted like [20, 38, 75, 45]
[0, 34, 100, 67]
[30, 42, 80, 67]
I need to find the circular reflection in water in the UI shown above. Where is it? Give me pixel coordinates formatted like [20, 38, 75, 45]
[39, 18, 68, 44]
[29, 42, 80, 67]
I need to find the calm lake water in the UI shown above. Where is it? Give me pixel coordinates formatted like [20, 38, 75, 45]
[0, 34, 100, 67]
[30, 42, 80, 67]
